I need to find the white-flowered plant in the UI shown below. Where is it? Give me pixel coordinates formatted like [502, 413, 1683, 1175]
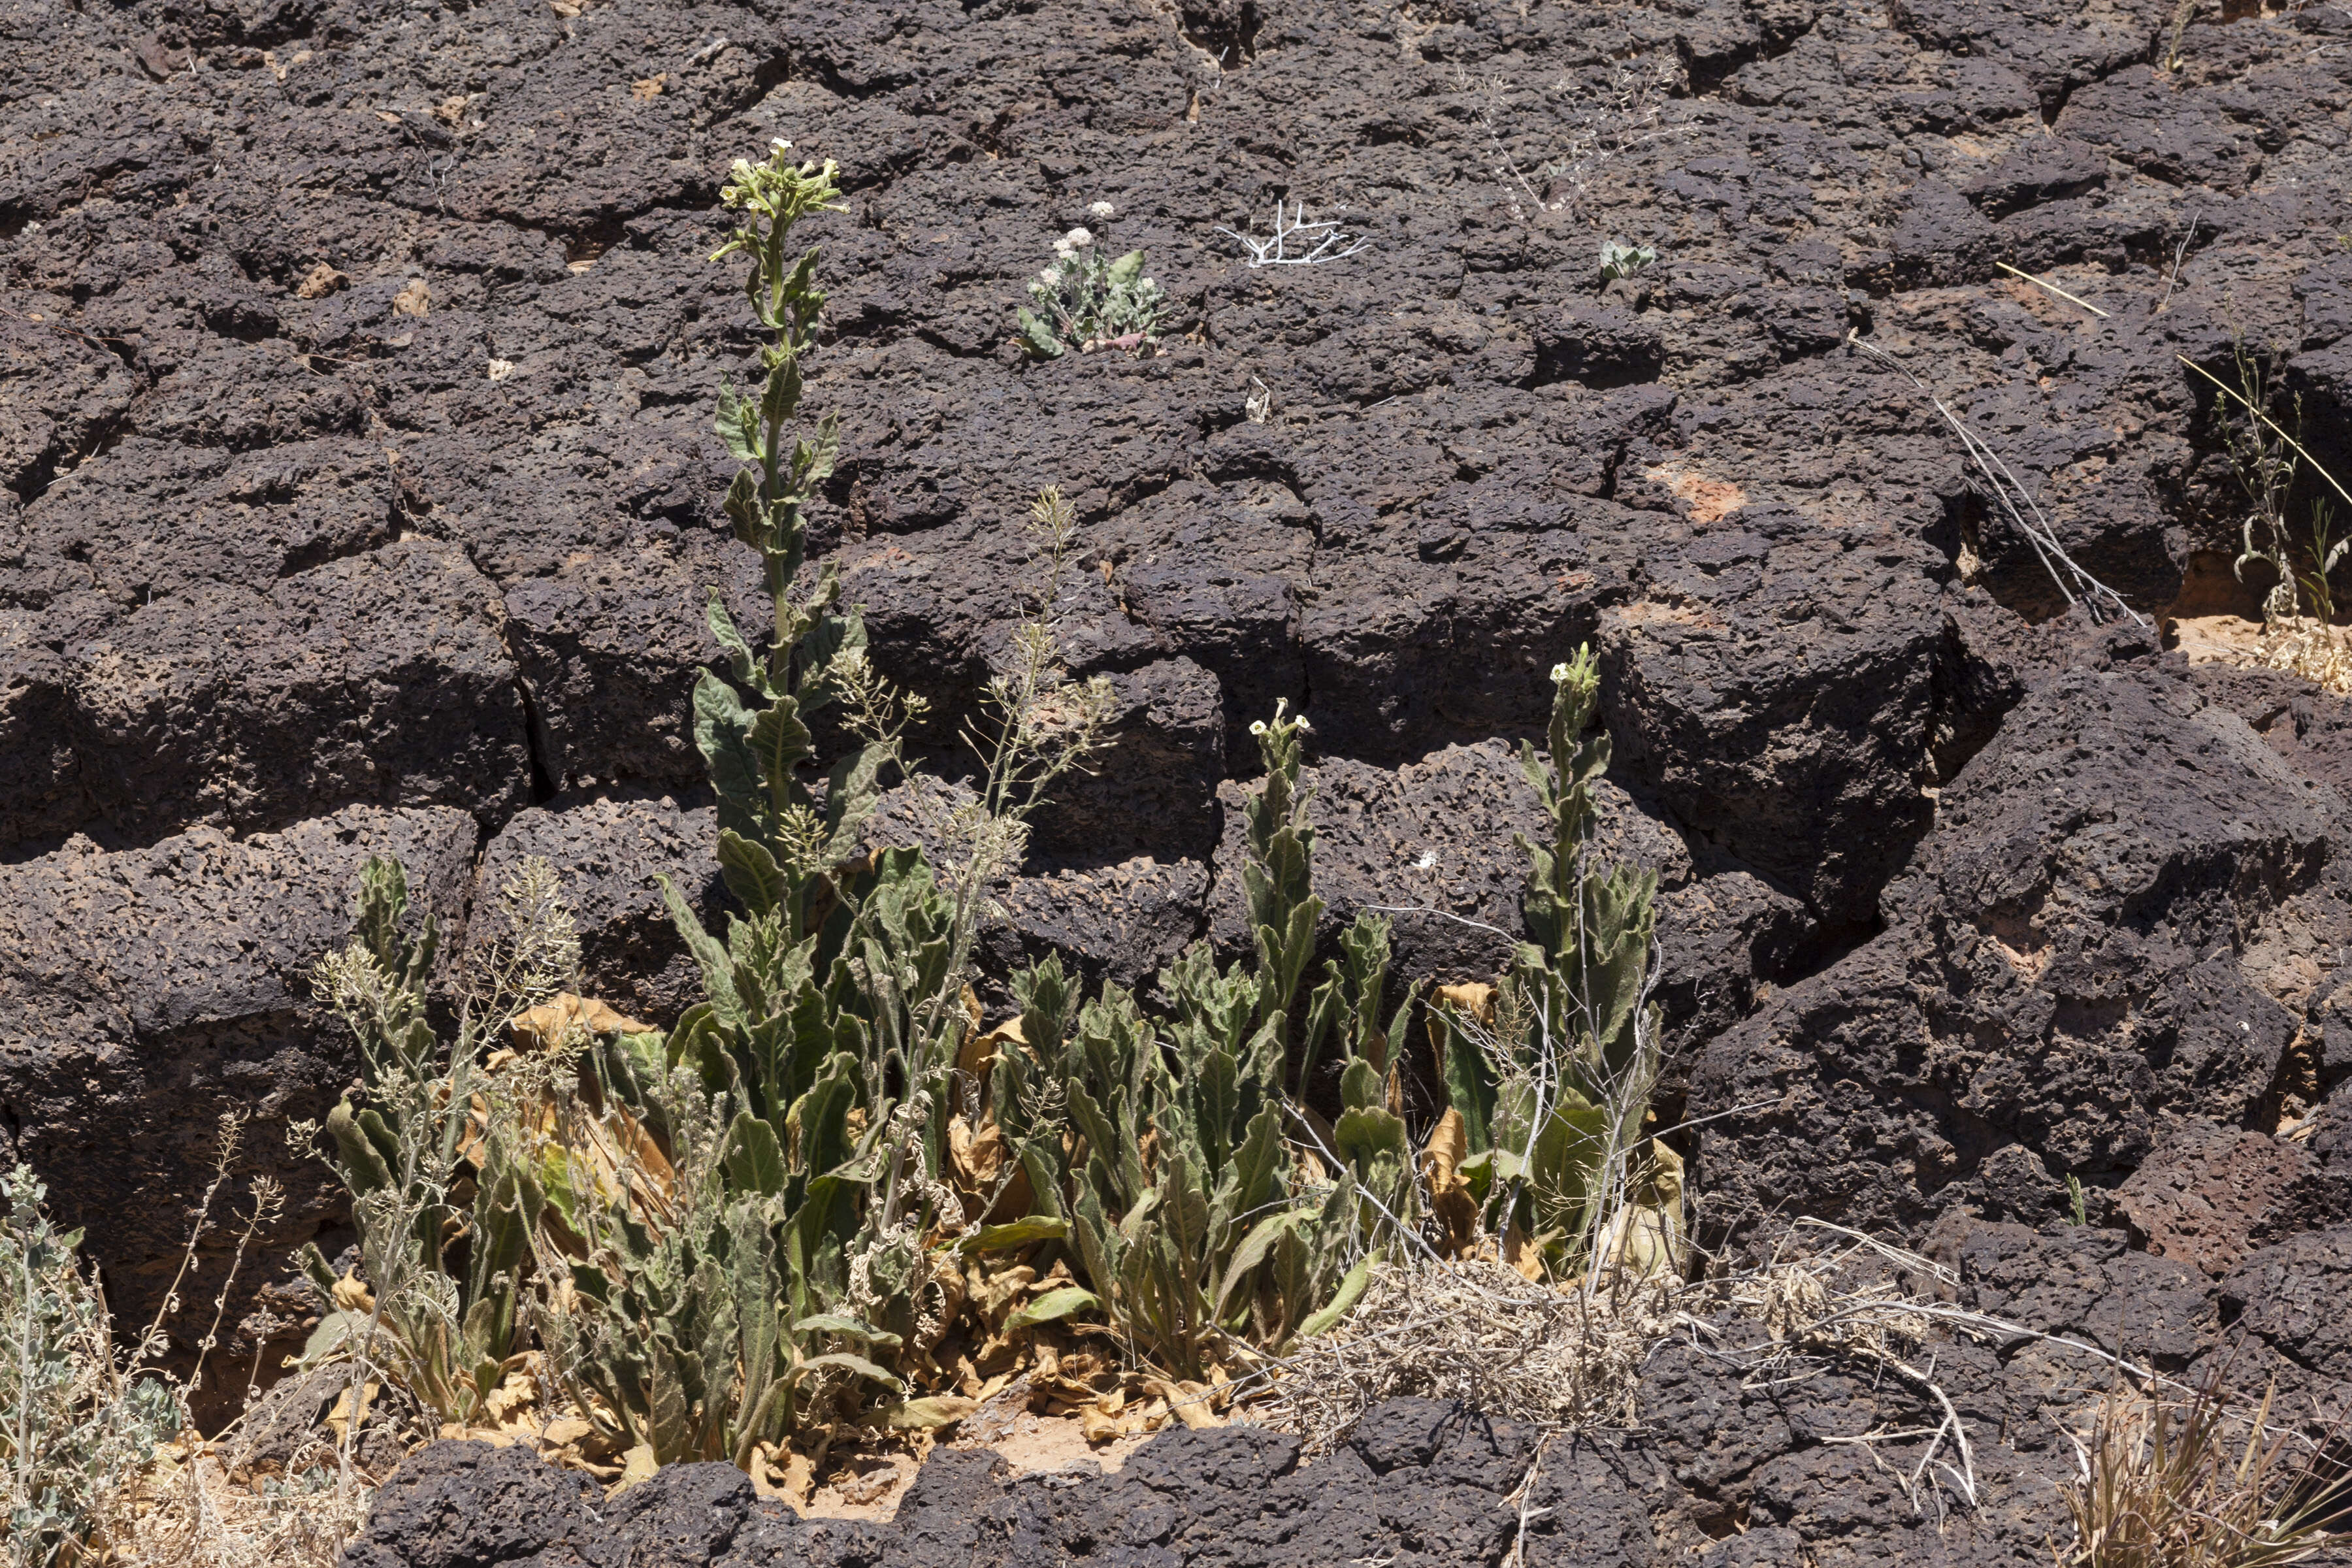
[1018, 232, 1169, 358]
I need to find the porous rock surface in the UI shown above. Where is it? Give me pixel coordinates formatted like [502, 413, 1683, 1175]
[8, 0, 2352, 1556]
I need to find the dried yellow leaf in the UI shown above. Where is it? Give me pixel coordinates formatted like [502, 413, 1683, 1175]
[611, 1443, 657, 1494]
[509, 993, 645, 1051]
[1434, 981, 1495, 1026]
[330, 1271, 375, 1314]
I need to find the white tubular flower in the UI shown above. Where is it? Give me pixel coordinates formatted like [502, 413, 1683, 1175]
[1550, 662, 1570, 683]
[770, 137, 793, 153]
[1249, 720, 1267, 736]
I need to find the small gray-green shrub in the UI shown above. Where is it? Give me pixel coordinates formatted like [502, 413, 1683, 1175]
[1, 1166, 180, 1568]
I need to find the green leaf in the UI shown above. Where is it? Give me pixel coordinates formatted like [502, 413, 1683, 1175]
[956, 1216, 1070, 1254]
[299, 1243, 340, 1297]
[1438, 1014, 1497, 1154]
[325, 1101, 394, 1195]
[789, 1054, 859, 1177]
[722, 466, 762, 547]
[817, 743, 890, 864]
[721, 1111, 787, 1196]
[788, 1351, 902, 1390]
[662, 874, 743, 1026]
[881, 1396, 975, 1431]
[791, 1313, 904, 1349]
[1017, 306, 1064, 359]
[1213, 1211, 1296, 1320]
[717, 830, 788, 917]
[693, 670, 764, 827]
[1298, 1252, 1376, 1339]
[714, 382, 762, 461]
[1107, 250, 1145, 286]
[706, 591, 759, 687]
[1004, 1286, 1102, 1334]
[748, 698, 813, 808]
[297, 1310, 364, 1367]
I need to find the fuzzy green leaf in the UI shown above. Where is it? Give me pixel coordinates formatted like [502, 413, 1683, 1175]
[721, 1111, 787, 1197]
[717, 830, 788, 918]
[791, 1313, 904, 1349]
[1297, 1252, 1376, 1339]
[1005, 1286, 1102, 1334]
[957, 1216, 1070, 1254]
[788, 1351, 902, 1390]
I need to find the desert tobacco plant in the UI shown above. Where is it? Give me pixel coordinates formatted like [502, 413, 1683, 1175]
[1428, 647, 1683, 1283]
[985, 706, 1405, 1379]
[1018, 228, 1169, 357]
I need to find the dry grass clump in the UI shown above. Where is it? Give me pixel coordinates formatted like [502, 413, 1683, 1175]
[99, 1443, 368, 1568]
[1264, 1219, 1969, 1488]
[1267, 1261, 1681, 1451]
[2061, 1367, 2351, 1568]
[2253, 617, 2352, 694]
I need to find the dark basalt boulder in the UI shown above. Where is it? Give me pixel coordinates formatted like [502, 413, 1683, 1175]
[1697, 657, 2352, 1241]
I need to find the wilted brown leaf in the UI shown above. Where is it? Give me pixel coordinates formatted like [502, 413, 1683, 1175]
[329, 1270, 374, 1315]
[630, 74, 666, 100]
[510, 992, 646, 1051]
[390, 278, 430, 318]
[1142, 1377, 1224, 1430]
[1433, 982, 1495, 1024]
[1421, 1108, 1481, 1258]
[1501, 1215, 1545, 1282]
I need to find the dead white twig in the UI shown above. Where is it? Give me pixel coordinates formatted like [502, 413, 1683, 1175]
[1216, 201, 1371, 267]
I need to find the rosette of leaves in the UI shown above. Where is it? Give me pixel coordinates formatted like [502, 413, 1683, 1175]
[985, 708, 1400, 1377]
[1428, 647, 1684, 1281]
[1598, 239, 1656, 280]
[1017, 244, 1169, 358]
